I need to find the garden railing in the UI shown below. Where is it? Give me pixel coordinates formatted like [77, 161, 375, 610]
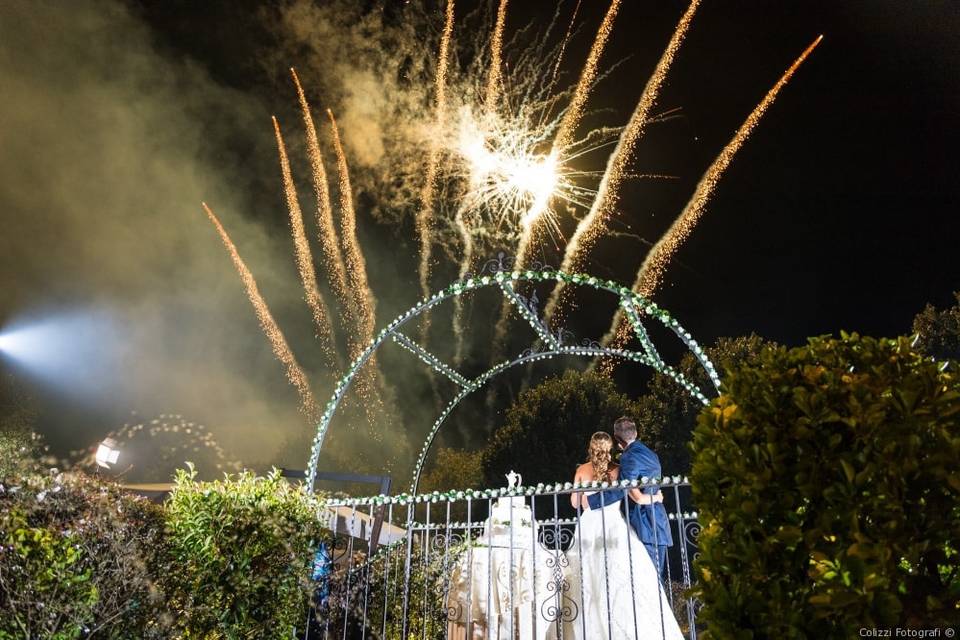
[302, 477, 701, 640]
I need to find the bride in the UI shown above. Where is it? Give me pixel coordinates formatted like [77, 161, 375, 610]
[561, 432, 685, 640]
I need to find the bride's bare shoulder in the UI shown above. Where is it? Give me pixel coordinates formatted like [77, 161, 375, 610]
[574, 462, 594, 479]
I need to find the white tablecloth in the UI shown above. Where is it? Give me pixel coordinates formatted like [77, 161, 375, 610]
[447, 538, 575, 640]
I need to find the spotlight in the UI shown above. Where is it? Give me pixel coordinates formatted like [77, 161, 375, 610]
[95, 437, 121, 469]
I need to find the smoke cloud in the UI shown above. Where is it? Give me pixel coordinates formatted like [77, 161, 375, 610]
[0, 0, 314, 471]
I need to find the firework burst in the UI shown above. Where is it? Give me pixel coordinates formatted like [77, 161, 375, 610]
[201, 1, 822, 475]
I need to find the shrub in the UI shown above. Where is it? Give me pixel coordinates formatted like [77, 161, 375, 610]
[0, 430, 44, 480]
[691, 334, 960, 637]
[912, 291, 960, 362]
[323, 540, 464, 640]
[164, 465, 327, 639]
[0, 469, 171, 639]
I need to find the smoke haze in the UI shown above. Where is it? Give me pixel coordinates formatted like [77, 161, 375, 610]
[0, 0, 315, 469]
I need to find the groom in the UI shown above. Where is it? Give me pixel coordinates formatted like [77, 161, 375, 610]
[586, 416, 673, 577]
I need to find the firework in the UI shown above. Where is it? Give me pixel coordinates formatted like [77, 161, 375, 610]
[596, 35, 824, 371]
[451, 203, 476, 364]
[327, 109, 377, 351]
[416, 0, 456, 305]
[508, 0, 621, 259]
[544, 0, 701, 328]
[272, 116, 340, 367]
[485, 0, 509, 110]
[490, 0, 622, 357]
[290, 68, 354, 332]
[201, 1, 821, 476]
[547, 0, 582, 98]
[202, 203, 321, 423]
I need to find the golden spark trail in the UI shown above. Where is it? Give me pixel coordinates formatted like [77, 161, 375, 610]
[490, 0, 623, 360]
[512, 0, 621, 272]
[290, 69, 353, 329]
[327, 109, 376, 352]
[202, 203, 321, 423]
[554, 0, 620, 156]
[544, 0, 701, 328]
[452, 204, 475, 364]
[637, 35, 824, 297]
[416, 0, 455, 305]
[272, 116, 339, 367]
[485, 0, 509, 110]
[597, 35, 824, 372]
[547, 0, 582, 97]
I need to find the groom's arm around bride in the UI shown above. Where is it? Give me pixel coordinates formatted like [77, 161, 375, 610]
[585, 418, 674, 577]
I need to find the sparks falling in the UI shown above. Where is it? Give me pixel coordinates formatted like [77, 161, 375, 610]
[202, 203, 321, 423]
[547, 0, 582, 101]
[416, 0, 456, 304]
[513, 0, 621, 268]
[597, 35, 825, 369]
[272, 116, 339, 367]
[484, 0, 509, 110]
[544, 0, 702, 328]
[328, 109, 377, 354]
[291, 68, 354, 333]
[492, 0, 622, 359]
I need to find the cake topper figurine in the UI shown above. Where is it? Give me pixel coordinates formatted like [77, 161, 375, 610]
[505, 470, 522, 489]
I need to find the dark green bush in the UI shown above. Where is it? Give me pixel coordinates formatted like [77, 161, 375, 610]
[912, 291, 960, 362]
[324, 539, 465, 640]
[0, 470, 171, 639]
[164, 465, 327, 639]
[691, 334, 960, 637]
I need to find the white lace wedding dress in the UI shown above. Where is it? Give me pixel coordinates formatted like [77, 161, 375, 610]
[559, 493, 685, 640]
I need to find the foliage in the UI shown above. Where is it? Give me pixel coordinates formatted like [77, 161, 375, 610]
[691, 333, 960, 638]
[419, 448, 484, 493]
[324, 540, 463, 640]
[0, 469, 171, 639]
[0, 372, 36, 436]
[419, 448, 485, 521]
[164, 465, 327, 639]
[0, 430, 44, 480]
[912, 291, 960, 362]
[635, 334, 772, 474]
[482, 370, 640, 489]
[0, 373, 40, 479]
[0, 508, 97, 640]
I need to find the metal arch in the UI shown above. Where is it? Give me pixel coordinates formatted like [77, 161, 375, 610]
[409, 345, 709, 495]
[304, 261, 721, 491]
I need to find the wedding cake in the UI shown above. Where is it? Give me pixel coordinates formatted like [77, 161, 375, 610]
[481, 471, 533, 548]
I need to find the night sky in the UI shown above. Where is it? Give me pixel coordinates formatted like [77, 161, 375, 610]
[1, 1, 958, 474]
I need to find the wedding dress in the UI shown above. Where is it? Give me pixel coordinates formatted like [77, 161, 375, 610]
[560, 493, 686, 640]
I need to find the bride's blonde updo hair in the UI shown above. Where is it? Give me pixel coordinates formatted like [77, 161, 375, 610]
[588, 432, 614, 483]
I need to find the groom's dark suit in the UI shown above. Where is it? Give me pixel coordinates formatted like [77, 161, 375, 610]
[586, 440, 673, 576]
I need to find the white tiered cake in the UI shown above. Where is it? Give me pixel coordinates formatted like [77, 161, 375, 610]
[482, 472, 533, 548]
